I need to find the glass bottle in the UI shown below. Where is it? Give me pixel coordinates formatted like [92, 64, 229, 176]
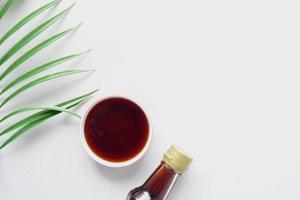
[127, 145, 193, 200]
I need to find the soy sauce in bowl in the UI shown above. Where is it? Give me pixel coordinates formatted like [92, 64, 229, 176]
[83, 97, 150, 164]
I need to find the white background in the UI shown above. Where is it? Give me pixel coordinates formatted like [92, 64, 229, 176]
[0, 0, 300, 199]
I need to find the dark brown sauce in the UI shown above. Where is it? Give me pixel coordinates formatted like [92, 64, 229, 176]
[143, 163, 177, 199]
[127, 162, 178, 199]
[84, 97, 149, 163]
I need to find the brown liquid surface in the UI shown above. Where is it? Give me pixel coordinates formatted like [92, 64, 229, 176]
[84, 97, 149, 163]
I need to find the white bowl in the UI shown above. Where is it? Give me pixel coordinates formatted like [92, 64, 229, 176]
[80, 96, 152, 168]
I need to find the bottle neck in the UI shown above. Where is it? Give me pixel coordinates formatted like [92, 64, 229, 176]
[143, 161, 180, 200]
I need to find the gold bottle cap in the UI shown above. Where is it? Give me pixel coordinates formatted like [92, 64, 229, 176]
[163, 145, 193, 174]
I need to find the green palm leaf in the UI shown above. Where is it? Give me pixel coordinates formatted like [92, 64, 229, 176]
[0, 100, 82, 138]
[0, 24, 81, 81]
[0, 89, 98, 137]
[0, 1, 95, 150]
[0, 112, 52, 137]
[0, 0, 61, 45]
[0, 3, 75, 66]
[0, 0, 16, 20]
[0, 106, 81, 123]
[0, 49, 91, 95]
[55, 89, 98, 108]
[0, 97, 90, 149]
[0, 69, 94, 108]
[0, 116, 49, 149]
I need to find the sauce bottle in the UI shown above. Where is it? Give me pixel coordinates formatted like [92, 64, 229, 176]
[127, 145, 193, 200]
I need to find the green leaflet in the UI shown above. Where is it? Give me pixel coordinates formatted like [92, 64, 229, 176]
[55, 89, 98, 108]
[0, 116, 50, 149]
[0, 0, 61, 45]
[0, 97, 90, 149]
[0, 49, 92, 95]
[0, 106, 81, 123]
[0, 24, 81, 81]
[0, 0, 16, 20]
[0, 112, 53, 137]
[0, 3, 75, 66]
[0, 69, 95, 108]
[0, 89, 98, 137]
